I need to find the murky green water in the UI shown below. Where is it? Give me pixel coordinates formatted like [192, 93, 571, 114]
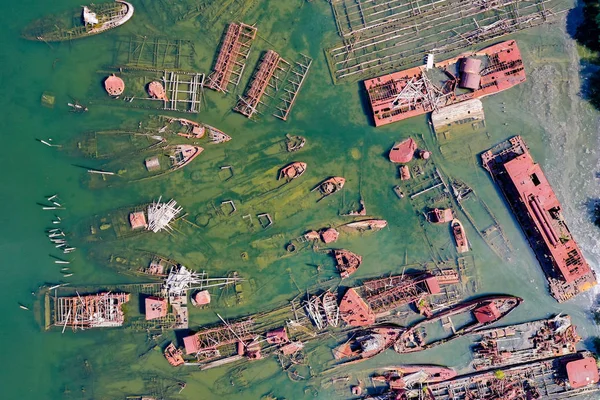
[1, 0, 599, 399]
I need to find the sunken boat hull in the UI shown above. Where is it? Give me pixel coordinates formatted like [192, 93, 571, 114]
[86, 144, 203, 189]
[333, 325, 405, 366]
[481, 136, 597, 301]
[23, 1, 134, 42]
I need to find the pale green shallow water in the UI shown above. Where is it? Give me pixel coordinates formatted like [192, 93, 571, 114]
[1, 1, 600, 399]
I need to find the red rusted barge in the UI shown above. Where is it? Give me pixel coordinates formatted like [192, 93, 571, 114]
[365, 40, 526, 127]
[482, 136, 597, 302]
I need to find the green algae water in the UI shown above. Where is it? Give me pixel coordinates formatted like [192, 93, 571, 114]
[2, 0, 600, 399]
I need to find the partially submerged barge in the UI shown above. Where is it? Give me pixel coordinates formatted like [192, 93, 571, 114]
[365, 40, 526, 127]
[470, 314, 580, 371]
[482, 136, 597, 301]
[375, 352, 600, 400]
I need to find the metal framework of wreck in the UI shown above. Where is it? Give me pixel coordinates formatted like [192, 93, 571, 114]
[185, 319, 256, 356]
[147, 197, 183, 233]
[53, 292, 130, 330]
[273, 54, 313, 121]
[206, 22, 258, 93]
[112, 37, 195, 70]
[326, 0, 567, 83]
[234, 50, 289, 118]
[361, 272, 442, 313]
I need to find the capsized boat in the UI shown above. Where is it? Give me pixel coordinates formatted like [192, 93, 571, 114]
[343, 219, 387, 231]
[23, 1, 134, 42]
[278, 162, 307, 181]
[394, 295, 523, 354]
[312, 177, 345, 197]
[333, 325, 404, 366]
[451, 219, 469, 253]
[333, 249, 362, 278]
[372, 365, 457, 390]
[389, 138, 417, 163]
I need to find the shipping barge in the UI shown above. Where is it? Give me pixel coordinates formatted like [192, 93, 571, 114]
[481, 136, 597, 301]
[470, 314, 580, 371]
[365, 40, 526, 127]
[374, 351, 600, 400]
[23, 1, 134, 42]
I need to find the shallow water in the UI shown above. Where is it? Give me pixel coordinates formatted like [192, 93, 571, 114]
[1, 0, 600, 399]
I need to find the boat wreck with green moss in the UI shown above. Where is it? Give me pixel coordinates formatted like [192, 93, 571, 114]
[77, 197, 183, 242]
[22, 1, 134, 42]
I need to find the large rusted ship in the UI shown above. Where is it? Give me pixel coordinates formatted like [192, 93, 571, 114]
[470, 314, 580, 371]
[374, 351, 600, 400]
[394, 295, 522, 354]
[365, 40, 526, 127]
[338, 271, 458, 327]
[481, 136, 597, 301]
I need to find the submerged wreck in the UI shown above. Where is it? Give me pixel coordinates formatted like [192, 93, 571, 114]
[23, 1, 134, 42]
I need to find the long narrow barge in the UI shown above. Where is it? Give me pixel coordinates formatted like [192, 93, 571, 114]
[373, 351, 600, 400]
[365, 40, 526, 127]
[482, 136, 597, 301]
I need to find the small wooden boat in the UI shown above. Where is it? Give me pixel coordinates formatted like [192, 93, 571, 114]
[312, 177, 345, 197]
[23, 1, 134, 42]
[278, 162, 307, 181]
[344, 219, 387, 231]
[164, 343, 185, 367]
[321, 291, 340, 327]
[333, 249, 362, 278]
[451, 219, 469, 253]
